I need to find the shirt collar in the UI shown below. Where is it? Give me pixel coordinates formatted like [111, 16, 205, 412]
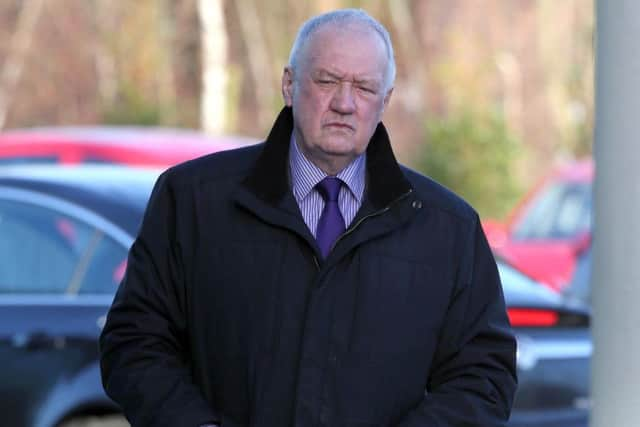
[289, 133, 366, 203]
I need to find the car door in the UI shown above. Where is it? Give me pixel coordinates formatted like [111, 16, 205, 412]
[0, 188, 131, 427]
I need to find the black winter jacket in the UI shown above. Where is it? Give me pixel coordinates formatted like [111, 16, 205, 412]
[99, 107, 517, 427]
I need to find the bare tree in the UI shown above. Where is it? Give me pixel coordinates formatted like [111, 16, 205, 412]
[199, 0, 228, 133]
[93, 0, 118, 107]
[0, 0, 45, 129]
[233, 0, 277, 129]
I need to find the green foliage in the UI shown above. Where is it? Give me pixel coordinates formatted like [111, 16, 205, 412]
[419, 107, 522, 219]
[102, 85, 165, 126]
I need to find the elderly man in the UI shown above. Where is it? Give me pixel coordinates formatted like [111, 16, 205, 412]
[100, 8, 517, 427]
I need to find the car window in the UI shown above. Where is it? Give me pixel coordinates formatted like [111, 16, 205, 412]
[0, 156, 58, 165]
[563, 248, 592, 305]
[82, 156, 116, 164]
[512, 181, 592, 240]
[79, 235, 128, 294]
[0, 199, 126, 294]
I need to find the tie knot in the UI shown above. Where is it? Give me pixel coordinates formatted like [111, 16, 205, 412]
[316, 177, 342, 202]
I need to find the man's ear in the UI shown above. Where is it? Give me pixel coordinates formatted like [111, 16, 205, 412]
[382, 87, 393, 111]
[282, 67, 294, 107]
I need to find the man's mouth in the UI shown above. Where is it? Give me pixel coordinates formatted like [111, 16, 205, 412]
[325, 122, 354, 131]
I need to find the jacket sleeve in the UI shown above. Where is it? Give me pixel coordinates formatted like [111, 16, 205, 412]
[396, 214, 518, 427]
[99, 171, 219, 427]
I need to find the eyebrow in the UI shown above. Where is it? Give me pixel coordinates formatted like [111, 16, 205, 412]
[314, 70, 381, 88]
[354, 78, 380, 88]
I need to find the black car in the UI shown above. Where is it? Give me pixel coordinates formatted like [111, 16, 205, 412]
[501, 259, 591, 427]
[0, 165, 157, 427]
[0, 165, 590, 427]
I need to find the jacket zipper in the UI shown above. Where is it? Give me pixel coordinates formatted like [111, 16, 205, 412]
[330, 188, 414, 253]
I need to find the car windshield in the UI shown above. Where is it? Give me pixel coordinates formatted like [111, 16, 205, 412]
[512, 181, 592, 240]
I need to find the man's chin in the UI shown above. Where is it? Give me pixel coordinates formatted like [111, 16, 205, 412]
[319, 142, 356, 157]
[318, 133, 359, 152]
[325, 126, 356, 138]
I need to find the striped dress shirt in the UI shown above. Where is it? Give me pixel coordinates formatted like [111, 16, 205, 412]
[289, 135, 366, 237]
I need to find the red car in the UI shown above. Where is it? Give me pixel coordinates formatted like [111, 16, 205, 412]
[484, 159, 593, 292]
[0, 126, 257, 167]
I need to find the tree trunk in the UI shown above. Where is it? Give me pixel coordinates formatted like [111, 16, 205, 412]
[198, 0, 228, 133]
[0, 0, 45, 129]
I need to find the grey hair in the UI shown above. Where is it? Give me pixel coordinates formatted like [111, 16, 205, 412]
[287, 9, 396, 92]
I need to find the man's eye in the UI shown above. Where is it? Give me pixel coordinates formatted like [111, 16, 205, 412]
[358, 86, 376, 94]
[317, 79, 337, 85]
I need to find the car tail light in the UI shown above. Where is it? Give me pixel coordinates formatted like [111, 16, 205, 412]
[508, 308, 589, 328]
[508, 308, 558, 327]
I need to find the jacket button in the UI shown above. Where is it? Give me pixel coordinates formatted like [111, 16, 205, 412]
[412, 200, 423, 209]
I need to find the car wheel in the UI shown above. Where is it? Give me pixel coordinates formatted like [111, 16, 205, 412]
[57, 414, 130, 427]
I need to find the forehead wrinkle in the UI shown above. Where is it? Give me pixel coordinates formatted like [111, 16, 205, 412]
[301, 25, 387, 77]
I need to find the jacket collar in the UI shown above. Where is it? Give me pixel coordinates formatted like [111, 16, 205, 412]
[242, 106, 412, 210]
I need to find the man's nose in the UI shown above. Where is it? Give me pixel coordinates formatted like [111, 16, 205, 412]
[330, 82, 356, 114]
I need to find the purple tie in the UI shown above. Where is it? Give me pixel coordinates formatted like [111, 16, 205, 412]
[316, 177, 346, 258]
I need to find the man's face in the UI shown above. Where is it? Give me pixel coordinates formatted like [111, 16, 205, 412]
[282, 25, 392, 174]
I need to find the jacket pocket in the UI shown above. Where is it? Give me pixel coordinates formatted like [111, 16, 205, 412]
[331, 253, 450, 422]
[349, 254, 446, 364]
